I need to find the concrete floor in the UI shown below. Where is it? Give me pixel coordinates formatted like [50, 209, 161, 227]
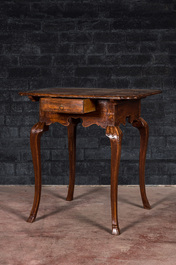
[0, 185, 176, 265]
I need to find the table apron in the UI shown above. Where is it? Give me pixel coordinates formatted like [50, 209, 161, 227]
[39, 99, 141, 128]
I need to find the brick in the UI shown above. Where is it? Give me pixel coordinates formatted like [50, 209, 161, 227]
[1, 103, 11, 115]
[74, 44, 105, 55]
[0, 2, 30, 19]
[164, 100, 176, 115]
[0, 55, 18, 66]
[77, 20, 109, 31]
[0, 79, 28, 90]
[8, 21, 41, 31]
[28, 78, 62, 90]
[149, 125, 176, 137]
[154, 54, 170, 65]
[112, 18, 142, 30]
[0, 127, 18, 138]
[96, 78, 130, 88]
[119, 161, 139, 185]
[0, 44, 3, 53]
[53, 55, 85, 66]
[41, 138, 66, 149]
[21, 150, 50, 161]
[3, 43, 41, 55]
[6, 115, 37, 126]
[0, 115, 5, 125]
[75, 67, 112, 78]
[166, 136, 176, 150]
[26, 33, 58, 44]
[11, 103, 23, 113]
[107, 43, 140, 54]
[0, 163, 15, 176]
[0, 150, 20, 162]
[0, 19, 8, 33]
[19, 127, 31, 138]
[168, 55, 176, 65]
[112, 66, 142, 77]
[141, 13, 176, 29]
[62, 77, 97, 88]
[8, 67, 41, 78]
[0, 68, 8, 78]
[51, 149, 84, 161]
[60, 32, 92, 43]
[88, 55, 121, 66]
[93, 32, 125, 43]
[130, 77, 162, 88]
[146, 161, 176, 176]
[0, 138, 30, 149]
[151, 147, 176, 160]
[85, 147, 111, 160]
[126, 32, 158, 42]
[63, 2, 98, 19]
[15, 163, 33, 176]
[160, 42, 176, 53]
[50, 123, 66, 138]
[76, 161, 110, 177]
[50, 161, 69, 177]
[45, 66, 75, 77]
[140, 42, 159, 53]
[77, 174, 100, 185]
[44, 174, 66, 185]
[31, 2, 65, 19]
[40, 43, 73, 54]
[142, 66, 172, 76]
[42, 21, 75, 32]
[107, 3, 130, 18]
[19, 55, 52, 66]
[75, 138, 99, 149]
[119, 54, 152, 65]
[147, 174, 171, 185]
[23, 102, 38, 113]
[0, 33, 26, 45]
[161, 30, 176, 41]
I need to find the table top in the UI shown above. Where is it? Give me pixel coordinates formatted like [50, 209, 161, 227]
[19, 88, 161, 100]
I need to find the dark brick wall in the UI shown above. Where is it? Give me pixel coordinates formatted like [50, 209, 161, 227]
[0, 0, 176, 185]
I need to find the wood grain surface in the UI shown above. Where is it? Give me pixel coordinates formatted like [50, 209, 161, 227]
[19, 88, 161, 100]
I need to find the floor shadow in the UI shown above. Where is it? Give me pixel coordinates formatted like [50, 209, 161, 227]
[119, 196, 143, 209]
[120, 214, 151, 234]
[73, 212, 111, 234]
[1, 188, 175, 234]
[74, 187, 104, 200]
[0, 204, 27, 221]
[44, 186, 103, 201]
[43, 187, 66, 200]
[121, 192, 176, 233]
[119, 191, 175, 209]
[36, 187, 104, 222]
[151, 192, 175, 208]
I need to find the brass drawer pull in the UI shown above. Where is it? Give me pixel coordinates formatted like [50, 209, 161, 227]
[59, 105, 64, 110]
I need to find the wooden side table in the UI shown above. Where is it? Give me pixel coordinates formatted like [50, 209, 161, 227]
[19, 88, 161, 235]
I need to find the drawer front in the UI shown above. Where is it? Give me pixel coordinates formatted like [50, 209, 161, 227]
[40, 98, 96, 114]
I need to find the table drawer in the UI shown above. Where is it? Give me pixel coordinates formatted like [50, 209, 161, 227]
[40, 98, 96, 114]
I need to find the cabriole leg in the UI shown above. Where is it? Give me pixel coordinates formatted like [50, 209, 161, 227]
[66, 119, 79, 201]
[27, 122, 49, 223]
[106, 126, 123, 235]
[132, 117, 151, 210]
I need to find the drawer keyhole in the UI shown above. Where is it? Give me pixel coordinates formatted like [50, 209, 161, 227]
[59, 105, 64, 110]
